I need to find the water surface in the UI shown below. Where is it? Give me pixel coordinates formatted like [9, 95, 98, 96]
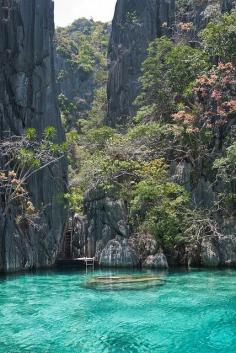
[0, 268, 235, 353]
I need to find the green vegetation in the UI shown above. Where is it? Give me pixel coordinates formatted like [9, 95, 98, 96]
[79, 87, 108, 132]
[64, 11, 236, 253]
[56, 18, 110, 132]
[0, 127, 67, 230]
[215, 140, 236, 174]
[135, 36, 209, 122]
[56, 18, 109, 74]
[200, 11, 236, 63]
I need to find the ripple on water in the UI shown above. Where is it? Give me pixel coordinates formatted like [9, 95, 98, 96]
[207, 324, 236, 350]
[0, 269, 235, 353]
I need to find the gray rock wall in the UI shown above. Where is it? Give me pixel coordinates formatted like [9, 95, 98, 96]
[201, 236, 236, 267]
[55, 19, 111, 128]
[83, 189, 129, 258]
[106, 0, 175, 127]
[0, 0, 67, 273]
[56, 53, 95, 117]
[106, 0, 236, 127]
[81, 0, 236, 268]
[82, 0, 177, 262]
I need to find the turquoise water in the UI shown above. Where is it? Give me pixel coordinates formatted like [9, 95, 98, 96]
[0, 268, 235, 353]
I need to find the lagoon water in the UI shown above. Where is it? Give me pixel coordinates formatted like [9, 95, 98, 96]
[0, 268, 235, 353]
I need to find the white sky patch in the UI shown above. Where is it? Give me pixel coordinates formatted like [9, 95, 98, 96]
[53, 0, 117, 27]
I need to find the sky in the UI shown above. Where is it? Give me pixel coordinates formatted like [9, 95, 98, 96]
[53, 0, 117, 27]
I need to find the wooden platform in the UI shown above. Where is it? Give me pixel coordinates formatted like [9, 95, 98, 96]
[56, 257, 98, 269]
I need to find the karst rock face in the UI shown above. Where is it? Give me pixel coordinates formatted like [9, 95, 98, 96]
[55, 19, 111, 125]
[82, 0, 176, 264]
[106, 0, 175, 127]
[0, 0, 67, 273]
[106, 0, 235, 127]
[80, 0, 236, 268]
[85, 0, 176, 263]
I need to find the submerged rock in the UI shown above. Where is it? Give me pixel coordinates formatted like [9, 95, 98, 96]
[99, 238, 139, 267]
[86, 274, 165, 290]
[85, 274, 165, 291]
[88, 275, 161, 285]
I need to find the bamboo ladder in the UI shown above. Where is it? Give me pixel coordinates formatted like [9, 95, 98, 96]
[85, 257, 95, 274]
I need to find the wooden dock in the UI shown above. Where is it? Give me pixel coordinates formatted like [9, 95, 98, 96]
[56, 257, 98, 271]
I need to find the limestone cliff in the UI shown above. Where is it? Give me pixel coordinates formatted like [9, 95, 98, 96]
[79, 0, 236, 268]
[106, 0, 235, 127]
[106, 0, 175, 127]
[55, 19, 110, 130]
[0, 0, 67, 273]
[78, 0, 176, 264]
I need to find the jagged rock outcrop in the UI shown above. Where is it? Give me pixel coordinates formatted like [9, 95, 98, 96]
[78, 0, 176, 266]
[78, 0, 236, 268]
[97, 234, 168, 269]
[0, 0, 67, 273]
[171, 159, 236, 267]
[201, 238, 221, 267]
[99, 238, 139, 267]
[201, 236, 236, 267]
[106, 0, 236, 128]
[83, 190, 129, 258]
[143, 252, 169, 269]
[175, 0, 236, 36]
[106, 0, 175, 127]
[55, 53, 95, 118]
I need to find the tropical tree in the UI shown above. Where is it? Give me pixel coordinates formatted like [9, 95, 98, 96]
[200, 11, 236, 64]
[135, 36, 209, 122]
[0, 127, 66, 231]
